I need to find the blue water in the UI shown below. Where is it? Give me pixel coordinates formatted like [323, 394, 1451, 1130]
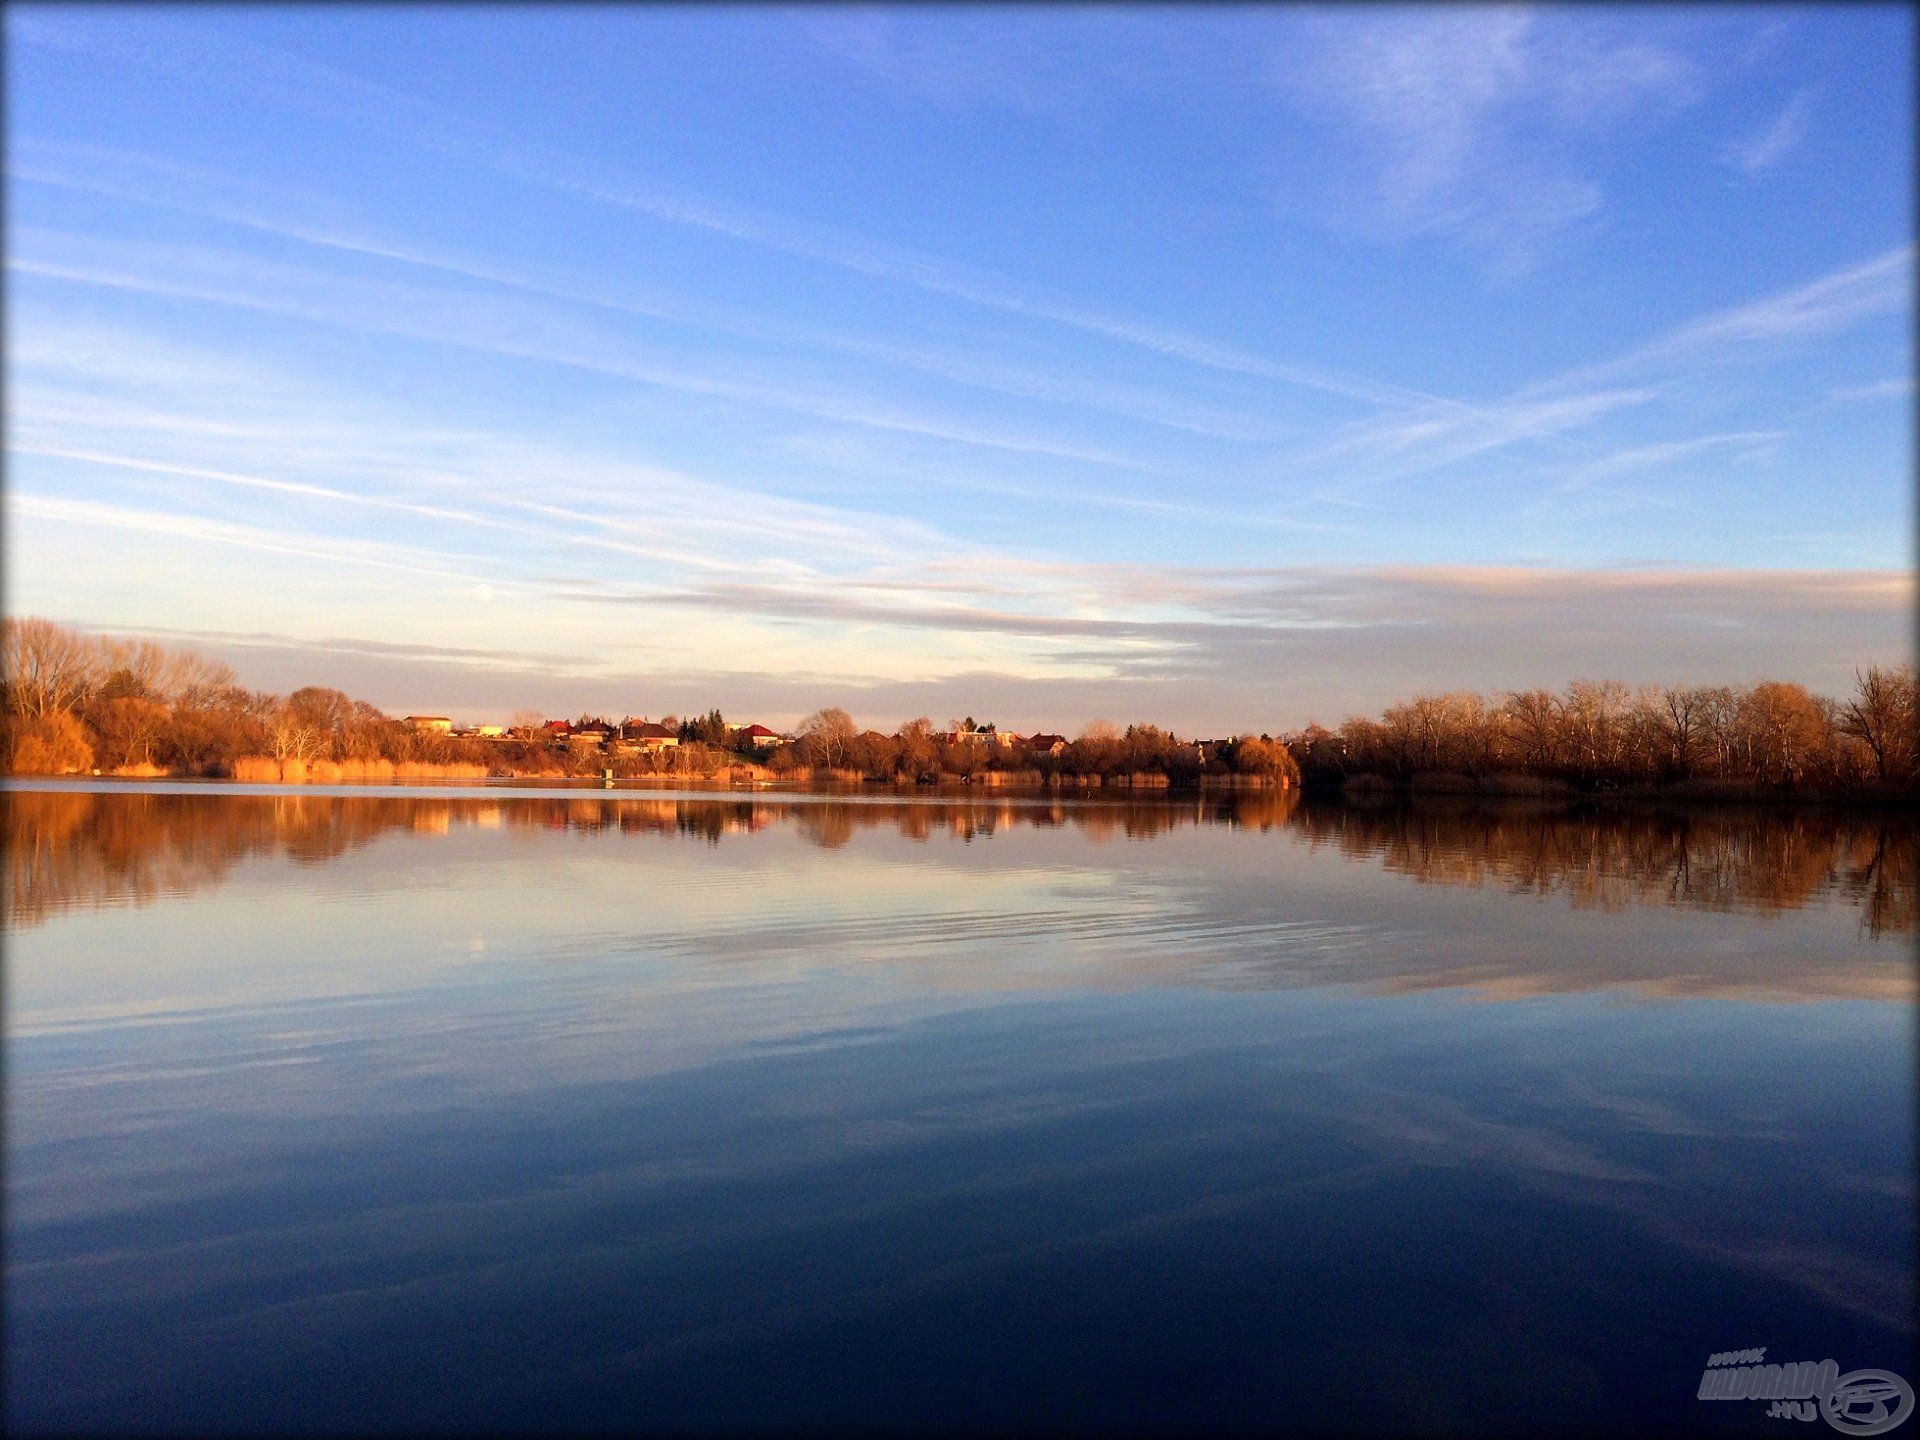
[5, 787, 1913, 1433]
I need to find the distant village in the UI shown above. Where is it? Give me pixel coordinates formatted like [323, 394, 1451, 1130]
[400, 714, 1083, 761]
[373, 708, 1278, 788]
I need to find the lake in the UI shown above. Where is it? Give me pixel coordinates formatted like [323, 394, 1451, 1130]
[5, 783, 1914, 1434]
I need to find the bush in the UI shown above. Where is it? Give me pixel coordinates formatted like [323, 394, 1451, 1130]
[7, 712, 97, 775]
[1476, 772, 1572, 797]
[1408, 770, 1478, 794]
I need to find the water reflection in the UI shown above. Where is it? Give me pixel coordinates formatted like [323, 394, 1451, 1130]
[1307, 798, 1916, 936]
[5, 784, 1913, 1434]
[6, 786, 1912, 942]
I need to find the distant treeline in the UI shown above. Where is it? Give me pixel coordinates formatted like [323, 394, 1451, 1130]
[766, 711, 1298, 787]
[1295, 674, 1915, 798]
[1, 618, 541, 779]
[2, 617, 1912, 798]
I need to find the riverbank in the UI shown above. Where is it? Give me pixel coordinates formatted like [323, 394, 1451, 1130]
[10, 758, 1304, 788]
[1328, 770, 1916, 809]
[11, 771, 1913, 812]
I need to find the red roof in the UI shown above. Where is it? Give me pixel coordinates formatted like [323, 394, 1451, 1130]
[741, 724, 779, 737]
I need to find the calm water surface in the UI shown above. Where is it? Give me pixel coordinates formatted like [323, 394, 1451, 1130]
[5, 784, 1914, 1434]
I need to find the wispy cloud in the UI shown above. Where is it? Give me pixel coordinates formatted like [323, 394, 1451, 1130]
[801, 9, 1170, 121]
[7, 385, 967, 580]
[1633, 248, 1912, 356]
[1721, 89, 1814, 173]
[1302, 246, 1912, 497]
[6, 18, 1430, 411]
[10, 493, 527, 590]
[1545, 246, 1915, 393]
[1830, 376, 1915, 403]
[773, 432, 1350, 532]
[1553, 430, 1785, 489]
[1299, 245, 1909, 499]
[1511, 431, 1783, 532]
[1279, 8, 1698, 267]
[561, 562, 1915, 654]
[1299, 387, 1659, 498]
[83, 623, 598, 673]
[7, 307, 1002, 583]
[526, 159, 1431, 408]
[10, 445, 738, 574]
[9, 230, 1163, 472]
[9, 140, 1299, 444]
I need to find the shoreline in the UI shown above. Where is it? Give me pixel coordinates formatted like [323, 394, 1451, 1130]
[4, 772, 1912, 811]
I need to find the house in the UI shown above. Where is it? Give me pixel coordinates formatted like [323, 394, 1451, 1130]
[735, 724, 781, 749]
[1026, 734, 1068, 757]
[568, 720, 616, 751]
[404, 715, 453, 734]
[473, 724, 507, 739]
[542, 719, 572, 745]
[947, 722, 1017, 748]
[622, 720, 680, 752]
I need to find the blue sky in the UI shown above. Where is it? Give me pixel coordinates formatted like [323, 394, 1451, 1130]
[5, 5, 1912, 730]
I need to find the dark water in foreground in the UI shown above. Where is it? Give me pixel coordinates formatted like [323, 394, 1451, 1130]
[5, 784, 1914, 1435]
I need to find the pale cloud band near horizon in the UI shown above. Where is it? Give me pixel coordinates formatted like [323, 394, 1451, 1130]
[11, 485, 1910, 731]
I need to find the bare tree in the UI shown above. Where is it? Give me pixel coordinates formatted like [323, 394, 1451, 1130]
[96, 637, 179, 698]
[1503, 690, 1561, 771]
[95, 696, 169, 768]
[1737, 681, 1829, 785]
[1233, 735, 1300, 785]
[287, 687, 357, 760]
[2, 617, 101, 720]
[797, 707, 855, 769]
[895, 717, 937, 777]
[1656, 686, 1711, 778]
[268, 701, 325, 767]
[1562, 680, 1631, 777]
[167, 652, 239, 709]
[1838, 666, 1915, 783]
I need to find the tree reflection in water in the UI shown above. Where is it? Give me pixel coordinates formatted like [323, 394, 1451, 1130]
[5, 787, 1912, 944]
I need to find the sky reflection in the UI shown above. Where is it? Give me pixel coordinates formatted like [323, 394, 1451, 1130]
[5, 786, 1913, 1434]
